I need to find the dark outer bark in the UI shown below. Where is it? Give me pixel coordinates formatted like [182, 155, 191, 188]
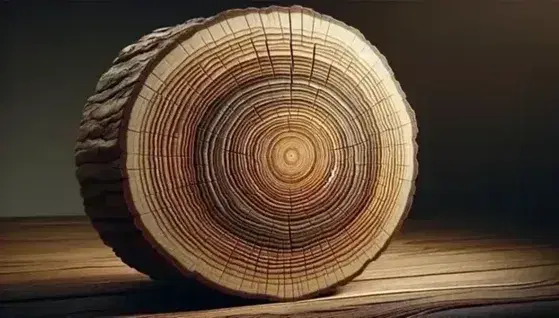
[74, 20, 204, 280]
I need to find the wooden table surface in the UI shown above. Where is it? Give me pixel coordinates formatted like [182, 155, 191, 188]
[1, 216, 558, 317]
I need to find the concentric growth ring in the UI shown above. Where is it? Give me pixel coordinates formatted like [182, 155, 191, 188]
[74, 6, 418, 301]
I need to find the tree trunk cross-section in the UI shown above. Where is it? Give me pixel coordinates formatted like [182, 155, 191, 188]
[74, 6, 418, 301]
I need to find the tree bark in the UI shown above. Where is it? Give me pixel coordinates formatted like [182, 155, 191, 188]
[75, 21, 204, 280]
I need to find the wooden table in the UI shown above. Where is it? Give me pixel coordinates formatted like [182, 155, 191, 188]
[1, 216, 558, 317]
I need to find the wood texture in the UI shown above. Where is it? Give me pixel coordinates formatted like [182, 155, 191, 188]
[1, 217, 558, 318]
[74, 5, 418, 300]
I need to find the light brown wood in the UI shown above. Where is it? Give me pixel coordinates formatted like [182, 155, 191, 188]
[1, 217, 558, 317]
[74, 5, 418, 300]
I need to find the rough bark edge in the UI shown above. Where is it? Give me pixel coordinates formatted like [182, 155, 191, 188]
[75, 5, 419, 301]
[74, 19, 206, 281]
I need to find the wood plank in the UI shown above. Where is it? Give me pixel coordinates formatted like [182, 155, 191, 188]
[1, 217, 558, 317]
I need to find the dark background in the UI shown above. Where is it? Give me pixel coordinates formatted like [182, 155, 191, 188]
[1, 1, 558, 229]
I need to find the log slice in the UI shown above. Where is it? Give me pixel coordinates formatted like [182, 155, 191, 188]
[74, 6, 418, 301]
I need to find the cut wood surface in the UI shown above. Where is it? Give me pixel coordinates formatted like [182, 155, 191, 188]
[1, 217, 558, 318]
[74, 5, 418, 301]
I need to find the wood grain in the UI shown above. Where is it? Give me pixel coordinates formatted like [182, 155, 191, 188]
[74, 5, 418, 301]
[1, 217, 558, 317]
